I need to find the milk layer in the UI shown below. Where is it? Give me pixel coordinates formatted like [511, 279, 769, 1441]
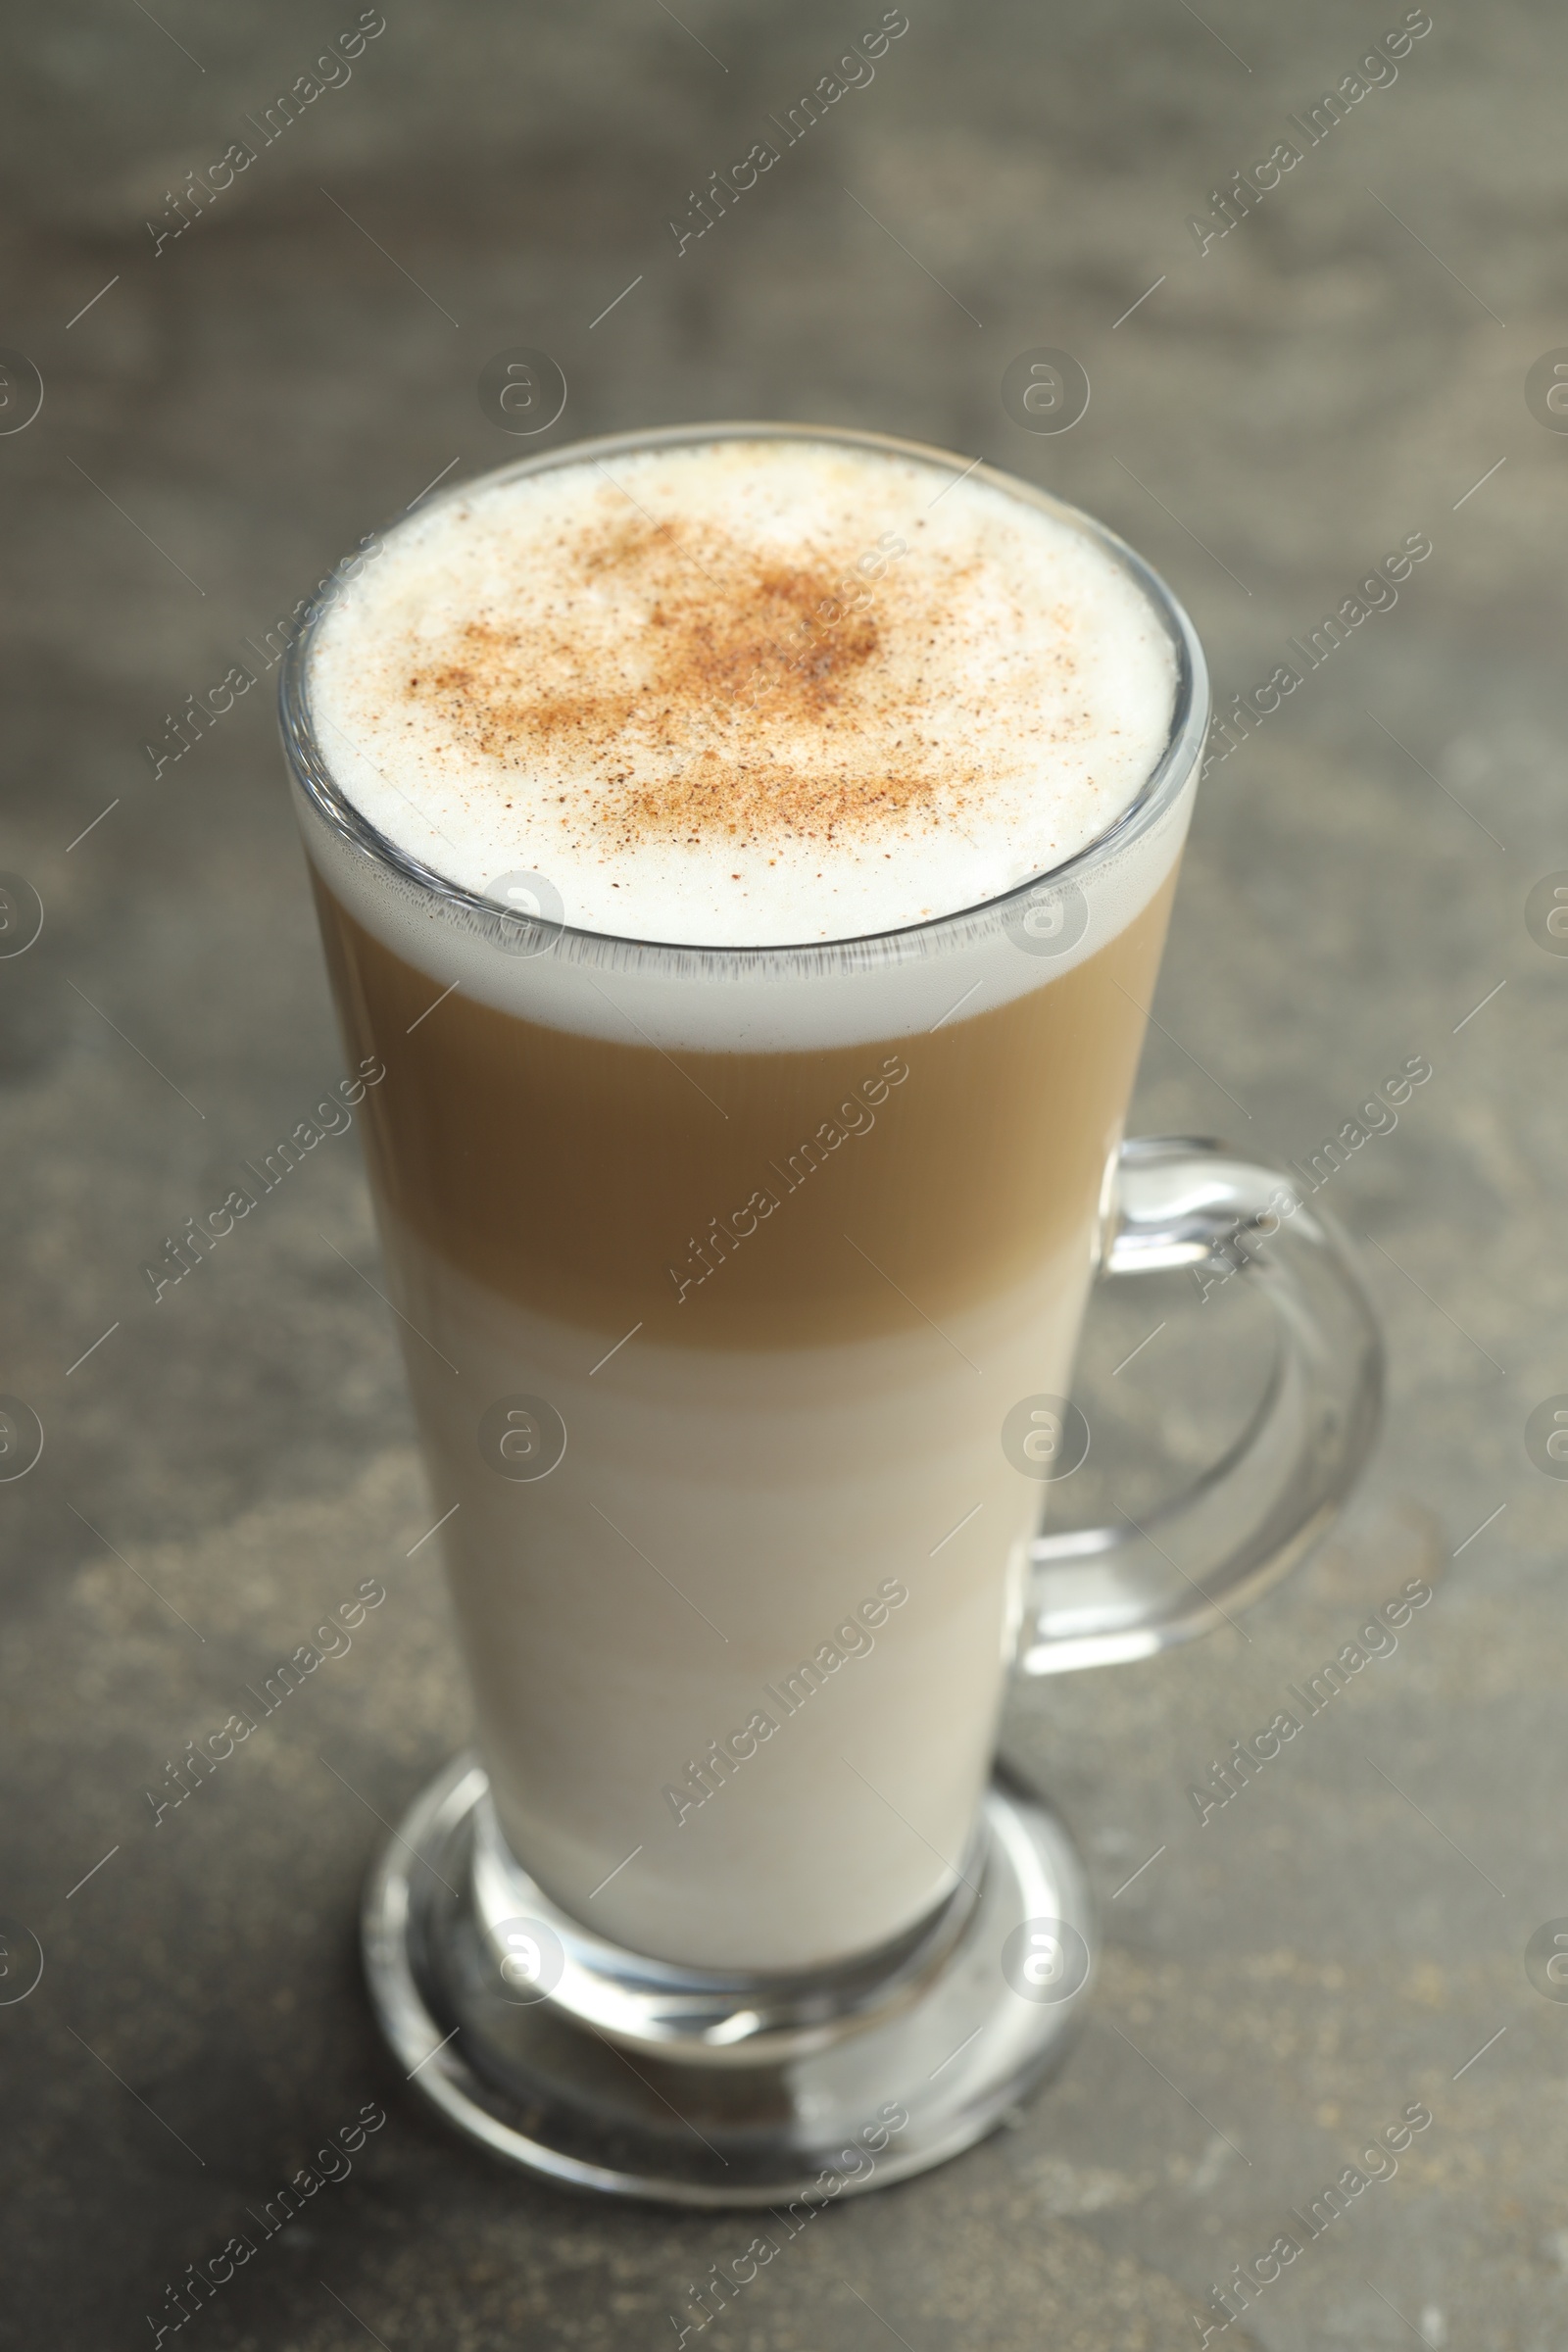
[389, 1214, 1096, 1972]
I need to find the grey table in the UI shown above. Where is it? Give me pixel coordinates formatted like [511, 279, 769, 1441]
[3, 2, 1563, 2343]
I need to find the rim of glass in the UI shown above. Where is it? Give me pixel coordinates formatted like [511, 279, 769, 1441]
[280, 419, 1209, 976]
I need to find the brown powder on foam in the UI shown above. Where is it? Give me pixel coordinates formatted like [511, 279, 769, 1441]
[399, 514, 1004, 852]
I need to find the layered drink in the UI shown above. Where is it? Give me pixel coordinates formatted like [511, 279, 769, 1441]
[293, 430, 1188, 1973]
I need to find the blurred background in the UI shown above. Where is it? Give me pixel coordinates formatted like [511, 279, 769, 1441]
[4, 1, 1565, 2344]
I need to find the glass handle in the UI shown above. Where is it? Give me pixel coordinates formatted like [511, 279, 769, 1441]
[1015, 1136, 1384, 1676]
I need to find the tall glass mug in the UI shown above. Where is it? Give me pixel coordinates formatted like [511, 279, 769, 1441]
[280, 424, 1381, 2204]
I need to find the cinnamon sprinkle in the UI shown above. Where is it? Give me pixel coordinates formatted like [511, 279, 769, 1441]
[404, 514, 984, 852]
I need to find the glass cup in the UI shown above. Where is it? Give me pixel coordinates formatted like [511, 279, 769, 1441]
[280, 423, 1382, 2205]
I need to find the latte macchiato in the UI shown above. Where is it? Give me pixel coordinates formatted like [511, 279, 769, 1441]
[297, 432, 1188, 1972]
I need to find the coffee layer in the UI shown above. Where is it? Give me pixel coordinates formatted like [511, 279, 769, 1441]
[314, 869, 1175, 1350]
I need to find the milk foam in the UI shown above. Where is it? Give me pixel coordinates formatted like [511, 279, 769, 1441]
[306, 435, 1178, 949]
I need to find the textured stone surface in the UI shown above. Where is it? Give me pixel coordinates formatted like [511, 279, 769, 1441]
[1, 0, 1561, 2343]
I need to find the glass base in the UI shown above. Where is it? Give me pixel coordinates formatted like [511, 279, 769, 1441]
[362, 1752, 1094, 2207]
